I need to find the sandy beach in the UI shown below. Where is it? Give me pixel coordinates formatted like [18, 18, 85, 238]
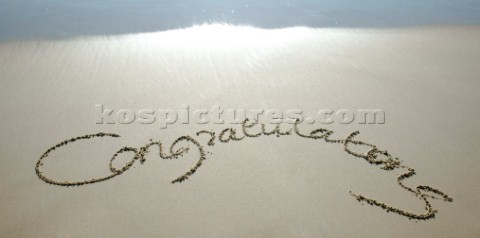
[1, 25, 479, 237]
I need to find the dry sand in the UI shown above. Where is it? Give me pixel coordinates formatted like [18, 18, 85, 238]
[0, 24, 479, 237]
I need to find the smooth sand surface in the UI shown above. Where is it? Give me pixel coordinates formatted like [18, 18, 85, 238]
[1, 25, 479, 237]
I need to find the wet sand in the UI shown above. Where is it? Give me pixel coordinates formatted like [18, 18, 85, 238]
[1, 25, 480, 237]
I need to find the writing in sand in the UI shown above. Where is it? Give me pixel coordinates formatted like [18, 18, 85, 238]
[35, 119, 453, 220]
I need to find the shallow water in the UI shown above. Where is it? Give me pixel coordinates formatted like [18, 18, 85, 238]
[1, 0, 480, 40]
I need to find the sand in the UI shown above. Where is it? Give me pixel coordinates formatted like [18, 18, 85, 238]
[1, 24, 479, 237]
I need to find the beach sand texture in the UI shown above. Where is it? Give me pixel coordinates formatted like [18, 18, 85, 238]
[1, 25, 479, 237]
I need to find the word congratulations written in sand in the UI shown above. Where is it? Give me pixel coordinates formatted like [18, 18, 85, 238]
[35, 119, 453, 220]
